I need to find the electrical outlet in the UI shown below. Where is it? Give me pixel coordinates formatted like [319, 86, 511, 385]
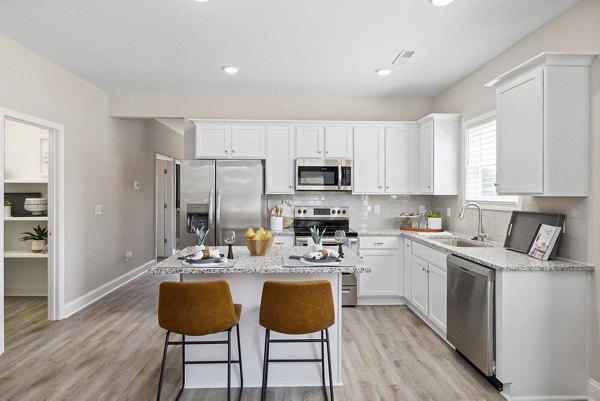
[446, 207, 452, 218]
[94, 204, 102, 215]
[367, 205, 372, 212]
[419, 205, 426, 214]
[374, 205, 381, 215]
[125, 251, 133, 263]
[133, 181, 141, 190]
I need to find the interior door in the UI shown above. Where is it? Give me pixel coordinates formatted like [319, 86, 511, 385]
[156, 159, 167, 257]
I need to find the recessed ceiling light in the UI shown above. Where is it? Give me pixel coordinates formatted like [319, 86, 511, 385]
[375, 69, 391, 77]
[195, 0, 209, 2]
[430, 0, 455, 6]
[222, 66, 239, 74]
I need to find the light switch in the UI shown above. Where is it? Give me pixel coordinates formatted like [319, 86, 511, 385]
[374, 205, 381, 215]
[133, 181, 141, 190]
[95, 204, 102, 215]
[446, 207, 452, 218]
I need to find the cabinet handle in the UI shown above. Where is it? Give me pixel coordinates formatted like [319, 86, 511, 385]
[386, 186, 390, 189]
[374, 242, 384, 245]
[225, 150, 228, 153]
[326, 150, 329, 154]
[289, 185, 293, 188]
[232, 149, 235, 154]
[494, 183, 499, 186]
[378, 186, 382, 189]
[318, 150, 322, 154]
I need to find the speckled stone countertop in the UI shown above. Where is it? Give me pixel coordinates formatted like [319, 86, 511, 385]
[355, 228, 594, 272]
[150, 245, 371, 274]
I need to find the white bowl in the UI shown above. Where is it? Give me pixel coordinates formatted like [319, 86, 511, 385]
[24, 198, 48, 216]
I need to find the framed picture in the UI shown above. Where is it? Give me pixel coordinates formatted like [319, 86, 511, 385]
[40, 138, 49, 177]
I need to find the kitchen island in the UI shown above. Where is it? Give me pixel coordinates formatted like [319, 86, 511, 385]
[150, 245, 370, 390]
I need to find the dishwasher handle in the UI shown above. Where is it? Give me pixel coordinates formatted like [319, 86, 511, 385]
[447, 255, 494, 280]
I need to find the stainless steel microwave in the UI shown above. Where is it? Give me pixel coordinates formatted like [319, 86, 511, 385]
[295, 159, 352, 191]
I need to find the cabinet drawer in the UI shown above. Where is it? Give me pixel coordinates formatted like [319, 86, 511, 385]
[359, 236, 401, 249]
[272, 236, 294, 246]
[412, 241, 448, 270]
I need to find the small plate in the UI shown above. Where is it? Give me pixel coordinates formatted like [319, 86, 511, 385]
[182, 257, 228, 267]
[300, 257, 341, 266]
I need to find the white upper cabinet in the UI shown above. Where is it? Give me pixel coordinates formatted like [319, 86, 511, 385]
[385, 126, 416, 194]
[195, 125, 231, 158]
[296, 126, 352, 159]
[266, 126, 295, 194]
[231, 125, 266, 158]
[324, 126, 353, 158]
[296, 126, 324, 158]
[489, 53, 595, 196]
[353, 127, 384, 194]
[417, 114, 460, 195]
[193, 123, 266, 159]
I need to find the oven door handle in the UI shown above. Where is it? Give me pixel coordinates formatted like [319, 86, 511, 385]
[338, 164, 342, 191]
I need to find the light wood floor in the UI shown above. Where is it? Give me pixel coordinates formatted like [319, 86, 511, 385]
[0, 273, 504, 401]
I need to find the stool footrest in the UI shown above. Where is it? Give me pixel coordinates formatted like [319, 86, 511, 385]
[185, 360, 241, 365]
[168, 340, 229, 346]
[268, 358, 322, 363]
[268, 338, 326, 344]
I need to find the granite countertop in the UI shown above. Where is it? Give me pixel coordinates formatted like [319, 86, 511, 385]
[354, 228, 594, 272]
[150, 245, 371, 274]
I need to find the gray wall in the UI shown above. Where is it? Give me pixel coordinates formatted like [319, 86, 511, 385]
[0, 33, 184, 304]
[431, 0, 600, 383]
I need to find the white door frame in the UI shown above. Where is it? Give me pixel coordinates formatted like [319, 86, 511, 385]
[0, 108, 65, 354]
[155, 153, 176, 259]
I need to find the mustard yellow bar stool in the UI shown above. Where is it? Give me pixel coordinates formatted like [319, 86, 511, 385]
[259, 280, 335, 401]
[156, 280, 243, 401]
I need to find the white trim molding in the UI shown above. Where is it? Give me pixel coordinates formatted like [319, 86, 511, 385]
[63, 260, 154, 318]
[589, 378, 600, 401]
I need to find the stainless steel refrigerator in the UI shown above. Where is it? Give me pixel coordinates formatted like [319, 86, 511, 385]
[180, 160, 264, 247]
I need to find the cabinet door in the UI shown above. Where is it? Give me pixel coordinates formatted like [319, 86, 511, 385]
[231, 126, 266, 158]
[353, 127, 384, 194]
[296, 126, 324, 158]
[266, 126, 295, 194]
[496, 68, 544, 194]
[324, 126, 353, 159]
[385, 126, 415, 193]
[404, 240, 412, 299]
[428, 263, 447, 333]
[411, 256, 429, 315]
[358, 250, 399, 297]
[195, 125, 231, 158]
[418, 121, 434, 194]
[271, 235, 294, 246]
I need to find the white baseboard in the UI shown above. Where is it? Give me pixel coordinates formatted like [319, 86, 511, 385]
[589, 378, 600, 401]
[4, 285, 47, 296]
[62, 260, 154, 319]
[501, 395, 588, 401]
[357, 296, 407, 306]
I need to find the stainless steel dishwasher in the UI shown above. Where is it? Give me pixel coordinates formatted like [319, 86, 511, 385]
[447, 255, 498, 383]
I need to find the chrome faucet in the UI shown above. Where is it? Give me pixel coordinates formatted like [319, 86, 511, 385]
[459, 202, 486, 242]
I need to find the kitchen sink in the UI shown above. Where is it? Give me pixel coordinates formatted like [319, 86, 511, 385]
[432, 238, 492, 248]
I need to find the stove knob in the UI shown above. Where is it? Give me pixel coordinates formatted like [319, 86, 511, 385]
[342, 210, 347, 214]
[303, 209, 308, 214]
[297, 209, 301, 214]
[336, 210, 340, 214]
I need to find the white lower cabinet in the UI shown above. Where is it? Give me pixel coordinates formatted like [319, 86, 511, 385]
[271, 236, 294, 246]
[358, 236, 403, 303]
[408, 242, 448, 334]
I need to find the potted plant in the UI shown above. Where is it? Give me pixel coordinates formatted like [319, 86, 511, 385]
[193, 226, 209, 252]
[426, 210, 443, 230]
[4, 200, 11, 217]
[309, 226, 326, 251]
[20, 225, 48, 253]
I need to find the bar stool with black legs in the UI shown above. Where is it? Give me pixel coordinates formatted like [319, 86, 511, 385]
[259, 280, 335, 401]
[156, 280, 243, 401]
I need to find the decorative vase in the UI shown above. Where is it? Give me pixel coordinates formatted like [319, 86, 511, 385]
[193, 245, 205, 253]
[308, 237, 323, 251]
[427, 217, 442, 230]
[4, 205, 10, 217]
[31, 239, 46, 253]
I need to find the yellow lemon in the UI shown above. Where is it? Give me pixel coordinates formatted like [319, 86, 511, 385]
[244, 227, 255, 239]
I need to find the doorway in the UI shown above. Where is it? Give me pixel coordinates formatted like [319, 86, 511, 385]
[0, 108, 64, 355]
[155, 153, 176, 259]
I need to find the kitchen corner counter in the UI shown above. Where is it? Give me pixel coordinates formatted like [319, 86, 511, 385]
[402, 232, 594, 272]
[150, 245, 371, 274]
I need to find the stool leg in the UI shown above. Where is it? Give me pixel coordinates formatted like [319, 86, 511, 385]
[260, 329, 271, 401]
[321, 330, 327, 397]
[236, 324, 244, 401]
[156, 331, 170, 401]
[325, 329, 334, 401]
[175, 334, 185, 401]
[227, 328, 232, 401]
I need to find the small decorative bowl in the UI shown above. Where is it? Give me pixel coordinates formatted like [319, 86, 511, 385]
[24, 198, 48, 216]
[245, 237, 274, 256]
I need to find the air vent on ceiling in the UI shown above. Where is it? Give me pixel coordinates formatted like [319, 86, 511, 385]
[393, 50, 416, 65]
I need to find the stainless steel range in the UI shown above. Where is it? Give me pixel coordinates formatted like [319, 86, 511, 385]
[293, 206, 359, 306]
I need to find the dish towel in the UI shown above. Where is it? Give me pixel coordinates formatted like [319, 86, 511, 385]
[304, 248, 340, 260]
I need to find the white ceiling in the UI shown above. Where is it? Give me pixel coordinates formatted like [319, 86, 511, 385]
[0, 0, 579, 97]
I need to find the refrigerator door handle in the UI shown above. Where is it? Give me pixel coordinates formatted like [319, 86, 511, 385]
[216, 187, 222, 245]
[208, 187, 215, 238]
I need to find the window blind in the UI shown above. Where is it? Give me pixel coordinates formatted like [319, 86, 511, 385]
[465, 120, 518, 204]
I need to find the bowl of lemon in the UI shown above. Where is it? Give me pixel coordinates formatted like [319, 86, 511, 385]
[244, 227, 274, 256]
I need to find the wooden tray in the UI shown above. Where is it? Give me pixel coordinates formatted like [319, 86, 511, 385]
[400, 225, 443, 233]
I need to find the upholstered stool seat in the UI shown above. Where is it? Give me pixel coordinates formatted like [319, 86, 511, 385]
[156, 280, 243, 401]
[259, 280, 335, 401]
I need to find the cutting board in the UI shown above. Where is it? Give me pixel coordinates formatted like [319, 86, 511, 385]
[504, 211, 565, 259]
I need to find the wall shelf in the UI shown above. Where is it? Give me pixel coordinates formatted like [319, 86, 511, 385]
[4, 250, 48, 259]
[4, 216, 48, 221]
[4, 179, 48, 184]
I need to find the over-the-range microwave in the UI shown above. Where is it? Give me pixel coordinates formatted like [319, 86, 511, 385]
[295, 159, 352, 191]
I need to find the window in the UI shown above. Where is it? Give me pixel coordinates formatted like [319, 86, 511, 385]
[464, 114, 519, 208]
